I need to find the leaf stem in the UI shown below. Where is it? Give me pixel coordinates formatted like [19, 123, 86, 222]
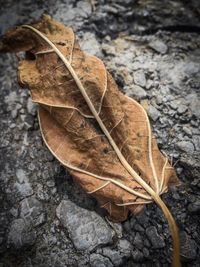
[152, 193, 180, 267]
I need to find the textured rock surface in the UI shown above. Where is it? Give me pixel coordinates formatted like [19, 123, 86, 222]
[0, 0, 200, 266]
[56, 200, 113, 251]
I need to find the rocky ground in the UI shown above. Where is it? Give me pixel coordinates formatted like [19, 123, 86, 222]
[0, 0, 200, 266]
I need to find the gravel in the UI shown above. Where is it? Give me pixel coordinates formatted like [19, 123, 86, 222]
[0, 0, 200, 266]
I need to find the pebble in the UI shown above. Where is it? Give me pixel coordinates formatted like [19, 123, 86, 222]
[117, 239, 132, 258]
[20, 197, 46, 227]
[90, 253, 113, 267]
[146, 226, 165, 249]
[133, 70, 146, 87]
[129, 85, 147, 100]
[176, 141, 195, 154]
[80, 32, 102, 58]
[177, 104, 188, 115]
[133, 232, 143, 250]
[132, 249, 144, 262]
[183, 126, 192, 136]
[147, 105, 160, 121]
[146, 79, 154, 90]
[7, 218, 36, 249]
[56, 200, 113, 251]
[102, 247, 123, 266]
[148, 39, 168, 54]
[188, 200, 200, 214]
[180, 231, 197, 261]
[193, 135, 200, 151]
[27, 97, 37, 115]
[14, 182, 33, 200]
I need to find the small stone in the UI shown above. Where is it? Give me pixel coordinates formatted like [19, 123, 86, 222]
[146, 79, 154, 90]
[102, 247, 122, 266]
[132, 249, 144, 262]
[80, 32, 102, 58]
[11, 109, 18, 119]
[188, 200, 200, 214]
[56, 200, 113, 251]
[16, 169, 27, 184]
[24, 114, 34, 130]
[146, 226, 165, 249]
[133, 70, 146, 87]
[190, 99, 200, 118]
[143, 247, 149, 258]
[168, 100, 178, 110]
[183, 126, 192, 136]
[176, 141, 194, 154]
[147, 105, 160, 121]
[177, 105, 188, 114]
[8, 218, 36, 249]
[148, 39, 168, 54]
[117, 239, 132, 258]
[90, 254, 113, 267]
[20, 197, 46, 227]
[156, 95, 163, 105]
[193, 135, 200, 151]
[129, 85, 147, 100]
[133, 232, 143, 250]
[27, 97, 37, 115]
[14, 182, 33, 200]
[180, 231, 197, 261]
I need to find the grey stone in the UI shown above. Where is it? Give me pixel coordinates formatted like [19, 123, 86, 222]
[183, 62, 200, 76]
[7, 218, 36, 249]
[146, 226, 165, 249]
[180, 231, 197, 261]
[14, 182, 33, 200]
[148, 40, 168, 54]
[188, 200, 200, 214]
[129, 85, 147, 100]
[20, 197, 46, 227]
[24, 114, 34, 130]
[183, 126, 192, 136]
[90, 254, 113, 267]
[193, 135, 200, 151]
[27, 98, 37, 116]
[177, 104, 188, 115]
[146, 79, 154, 90]
[16, 169, 27, 184]
[176, 141, 194, 154]
[133, 232, 143, 250]
[117, 239, 132, 258]
[80, 32, 102, 58]
[168, 100, 178, 110]
[132, 249, 144, 262]
[133, 70, 146, 87]
[56, 200, 113, 251]
[102, 247, 123, 266]
[189, 98, 200, 118]
[147, 105, 160, 121]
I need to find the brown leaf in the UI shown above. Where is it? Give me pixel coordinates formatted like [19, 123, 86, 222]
[0, 15, 180, 266]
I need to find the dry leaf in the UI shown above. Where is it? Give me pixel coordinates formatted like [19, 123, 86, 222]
[0, 15, 180, 266]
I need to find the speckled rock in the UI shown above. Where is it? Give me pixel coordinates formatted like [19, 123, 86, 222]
[7, 218, 36, 249]
[56, 200, 113, 251]
[90, 253, 113, 267]
[146, 226, 165, 249]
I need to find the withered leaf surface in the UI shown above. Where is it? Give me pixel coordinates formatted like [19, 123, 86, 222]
[0, 15, 180, 266]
